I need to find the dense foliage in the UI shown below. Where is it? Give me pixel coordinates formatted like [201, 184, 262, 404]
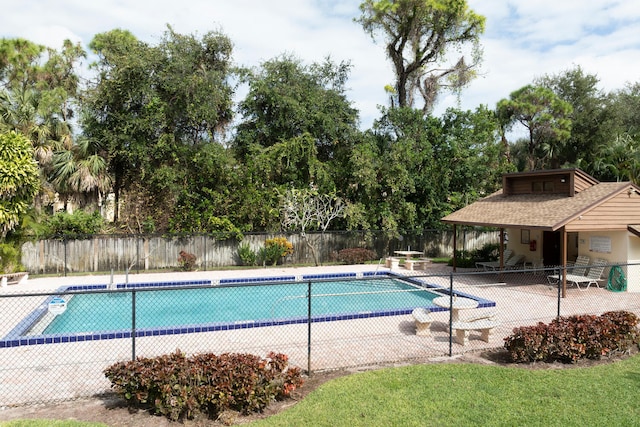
[504, 311, 640, 363]
[0, 242, 23, 273]
[103, 350, 303, 421]
[2, 5, 640, 243]
[497, 84, 573, 171]
[40, 210, 104, 237]
[0, 131, 40, 237]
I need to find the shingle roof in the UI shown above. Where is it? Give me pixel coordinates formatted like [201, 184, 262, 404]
[441, 182, 631, 230]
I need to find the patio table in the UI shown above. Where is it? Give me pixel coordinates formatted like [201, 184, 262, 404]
[432, 296, 479, 322]
[394, 250, 423, 260]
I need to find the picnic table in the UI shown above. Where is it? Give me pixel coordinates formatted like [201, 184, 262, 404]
[394, 250, 423, 260]
[432, 296, 479, 322]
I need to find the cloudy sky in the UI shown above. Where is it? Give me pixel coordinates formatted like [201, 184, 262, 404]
[3, 1, 640, 129]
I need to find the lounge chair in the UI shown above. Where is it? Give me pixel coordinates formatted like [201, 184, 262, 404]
[547, 255, 591, 285]
[565, 258, 607, 290]
[475, 249, 514, 271]
[570, 255, 591, 276]
[547, 258, 607, 290]
[503, 254, 526, 270]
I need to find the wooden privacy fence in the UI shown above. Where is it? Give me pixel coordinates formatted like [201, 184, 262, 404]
[20, 230, 500, 275]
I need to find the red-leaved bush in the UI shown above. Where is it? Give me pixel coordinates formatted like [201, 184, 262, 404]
[104, 350, 303, 421]
[504, 310, 639, 363]
[336, 248, 377, 264]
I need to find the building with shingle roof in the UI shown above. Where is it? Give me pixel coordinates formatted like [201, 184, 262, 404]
[441, 169, 640, 295]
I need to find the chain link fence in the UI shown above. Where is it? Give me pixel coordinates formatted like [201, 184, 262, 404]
[1, 261, 639, 406]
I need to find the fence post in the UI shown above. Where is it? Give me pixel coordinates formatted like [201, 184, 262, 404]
[307, 280, 312, 376]
[448, 272, 453, 357]
[556, 268, 561, 318]
[63, 237, 67, 277]
[131, 289, 137, 361]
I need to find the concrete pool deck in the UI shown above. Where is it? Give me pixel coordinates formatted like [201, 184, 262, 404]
[1, 263, 639, 406]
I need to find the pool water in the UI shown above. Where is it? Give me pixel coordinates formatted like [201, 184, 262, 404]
[43, 278, 440, 335]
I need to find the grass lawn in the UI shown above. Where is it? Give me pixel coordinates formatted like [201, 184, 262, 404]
[250, 354, 640, 426]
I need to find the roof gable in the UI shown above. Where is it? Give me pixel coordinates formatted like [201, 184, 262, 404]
[502, 168, 598, 197]
[442, 169, 640, 230]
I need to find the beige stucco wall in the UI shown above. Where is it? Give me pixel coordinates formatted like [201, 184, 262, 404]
[579, 230, 633, 291]
[505, 228, 542, 266]
[578, 230, 626, 263]
[626, 232, 640, 292]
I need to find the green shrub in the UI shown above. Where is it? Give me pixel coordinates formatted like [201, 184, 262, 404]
[258, 244, 283, 266]
[103, 350, 304, 421]
[42, 210, 104, 237]
[168, 206, 244, 240]
[238, 243, 257, 266]
[472, 243, 501, 262]
[504, 311, 640, 363]
[447, 243, 502, 267]
[141, 216, 156, 234]
[0, 242, 23, 273]
[447, 249, 476, 268]
[336, 248, 376, 264]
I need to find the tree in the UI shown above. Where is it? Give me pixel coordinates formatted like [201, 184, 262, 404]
[607, 82, 640, 141]
[280, 188, 345, 266]
[0, 131, 40, 238]
[49, 135, 112, 210]
[536, 66, 610, 169]
[343, 105, 506, 232]
[0, 38, 86, 207]
[439, 106, 511, 203]
[496, 85, 572, 171]
[167, 142, 244, 236]
[83, 27, 235, 226]
[82, 29, 157, 222]
[592, 133, 640, 184]
[252, 133, 330, 189]
[234, 55, 359, 163]
[155, 26, 234, 144]
[357, 0, 485, 112]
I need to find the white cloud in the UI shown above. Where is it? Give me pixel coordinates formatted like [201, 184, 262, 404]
[2, 0, 639, 129]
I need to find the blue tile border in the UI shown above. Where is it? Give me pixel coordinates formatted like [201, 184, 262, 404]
[1, 271, 496, 347]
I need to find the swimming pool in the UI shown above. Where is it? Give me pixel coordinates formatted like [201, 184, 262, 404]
[43, 278, 439, 334]
[2, 271, 495, 347]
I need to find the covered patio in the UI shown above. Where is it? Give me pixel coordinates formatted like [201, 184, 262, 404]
[441, 169, 640, 297]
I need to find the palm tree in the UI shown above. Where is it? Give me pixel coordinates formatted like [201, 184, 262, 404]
[592, 134, 640, 184]
[0, 87, 72, 206]
[50, 136, 112, 210]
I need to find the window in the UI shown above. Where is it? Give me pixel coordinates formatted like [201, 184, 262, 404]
[532, 181, 554, 193]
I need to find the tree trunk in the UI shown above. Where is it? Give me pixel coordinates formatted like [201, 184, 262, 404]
[303, 235, 319, 266]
